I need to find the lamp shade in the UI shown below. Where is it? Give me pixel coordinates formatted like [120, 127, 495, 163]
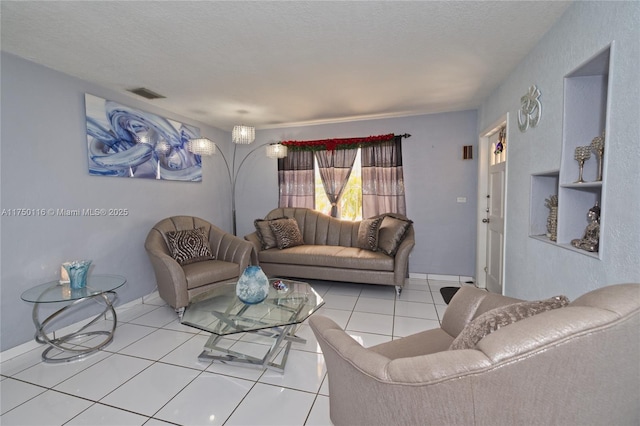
[232, 125, 255, 144]
[186, 137, 216, 156]
[265, 143, 287, 159]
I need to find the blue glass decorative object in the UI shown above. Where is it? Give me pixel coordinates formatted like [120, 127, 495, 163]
[236, 266, 269, 304]
[63, 260, 92, 289]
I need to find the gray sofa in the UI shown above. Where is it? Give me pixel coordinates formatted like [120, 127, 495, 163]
[245, 208, 415, 294]
[310, 283, 640, 426]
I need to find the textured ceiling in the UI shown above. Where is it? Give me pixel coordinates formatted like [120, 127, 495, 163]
[1, 1, 571, 131]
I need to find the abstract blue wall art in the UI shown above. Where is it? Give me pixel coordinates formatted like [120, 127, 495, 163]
[85, 94, 202, 181]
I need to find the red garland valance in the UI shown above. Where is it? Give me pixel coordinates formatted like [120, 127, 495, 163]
[280, 133, 396, 151]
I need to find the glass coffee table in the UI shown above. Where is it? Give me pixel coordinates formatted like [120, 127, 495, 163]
[181, 278, 324, 372]
[20, 275, 127, 363]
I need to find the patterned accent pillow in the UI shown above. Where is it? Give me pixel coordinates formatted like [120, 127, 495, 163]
[254, 217, 287, 250]
[357, 216, 384, 251]
[449, 295, 570, 350]
[269, 218, 304, 249]
[377, 215, 413, 256]
[165, 227, 214, 265]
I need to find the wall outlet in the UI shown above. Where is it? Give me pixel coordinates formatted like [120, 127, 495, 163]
[457, 197, 467, 203]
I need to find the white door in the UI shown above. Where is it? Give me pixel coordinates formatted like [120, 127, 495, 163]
[476, 120, 507, 294]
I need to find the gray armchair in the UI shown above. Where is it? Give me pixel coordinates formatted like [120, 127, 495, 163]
[310, 283, 640, 426]
[145, 216, 252, 315]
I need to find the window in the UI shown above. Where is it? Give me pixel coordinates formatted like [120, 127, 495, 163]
[314, 149, 362, 221]
[278, 134, 406, 218]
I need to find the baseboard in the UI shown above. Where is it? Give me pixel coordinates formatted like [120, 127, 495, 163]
[408, 273, 428, 280]
[0, 290, 160, 363]
[408, 273, 476, 284]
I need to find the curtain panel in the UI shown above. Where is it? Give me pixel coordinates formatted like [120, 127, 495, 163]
[361, 136, 406, 217]
[277, 150, 315, 209]
[315, 149, 358, 217]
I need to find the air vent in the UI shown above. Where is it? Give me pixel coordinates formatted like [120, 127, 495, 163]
[127, 87, 166, 100]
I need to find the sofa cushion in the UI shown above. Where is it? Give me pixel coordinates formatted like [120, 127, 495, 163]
[270, 218, 305, 249]
[254, 217, 286, 250]
[259, 245, 394, 271]
[377, 215, 413, 256]
[165, 227, 214, 265]
[357, 216, 384, 251]
[449, 295, 570, 350]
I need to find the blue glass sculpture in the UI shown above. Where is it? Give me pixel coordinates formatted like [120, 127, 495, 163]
[63, 260, 92, 289]
[236, 266, 269, 304]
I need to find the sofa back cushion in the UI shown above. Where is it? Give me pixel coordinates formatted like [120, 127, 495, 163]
[165, 227, 215, 265]
[376, 215, 414, 256]
[254, 217, 286, 249]
[356, 216, 384, 251]
[263, 208, 414, 251]
[449, 295, 570, 350]
[269, 218, 305, 249]
[265, 208, 360, 247]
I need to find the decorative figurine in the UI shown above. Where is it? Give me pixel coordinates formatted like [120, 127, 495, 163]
[574, 146, 591, 183]
[571, 202, 600, 252]
[272, 279, 288, 292]
[545, 195, 558, 242]
[590, 131, 605, 182]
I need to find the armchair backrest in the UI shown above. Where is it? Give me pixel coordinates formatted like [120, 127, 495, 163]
[311, 283, 640, 426]
[145, 216, 229, 258]
[264, 207, 414, 248]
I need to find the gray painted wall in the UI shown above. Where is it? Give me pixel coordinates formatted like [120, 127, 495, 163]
[0, 53, 233, 351]
[478, 1, 640, 301]
[1, 53, 479, 352]
[235, 111, 479, 278]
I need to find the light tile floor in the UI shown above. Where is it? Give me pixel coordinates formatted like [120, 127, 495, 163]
[1, 278, 463, 426]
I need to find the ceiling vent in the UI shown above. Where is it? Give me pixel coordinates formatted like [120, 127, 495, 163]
[127, 87, 166, 100]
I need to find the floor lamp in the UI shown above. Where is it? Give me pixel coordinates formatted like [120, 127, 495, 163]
[187, 133, 287, 235]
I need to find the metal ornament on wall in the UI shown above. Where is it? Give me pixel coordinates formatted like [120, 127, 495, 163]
[517, 85, 542, 132]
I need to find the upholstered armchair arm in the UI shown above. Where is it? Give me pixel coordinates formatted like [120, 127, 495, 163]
[393, 228, 415, 287]
[244, 232, 262, 265]
[310, 315, 490, 426]
[209, 227, 253, 271]
[439, 285, 522, 337]
[144, 238, 188, 309]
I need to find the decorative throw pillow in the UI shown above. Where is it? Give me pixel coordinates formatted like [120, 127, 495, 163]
[165, 227, 214, 265]
[269, 218, 304, 249]
[377, 215, 413, 256]
[254, 217, 286, 250]
[449, 295, 570, 350]
[357, 216, 384, 251]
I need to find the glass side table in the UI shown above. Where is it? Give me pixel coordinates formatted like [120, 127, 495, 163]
[20, 274, 126, 363]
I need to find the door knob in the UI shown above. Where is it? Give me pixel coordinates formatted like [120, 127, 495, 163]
[482, 218, 490, 223]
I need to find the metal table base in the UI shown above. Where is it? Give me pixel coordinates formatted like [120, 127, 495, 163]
[33, 292, 117, 363]
[198, 324, 306, 372]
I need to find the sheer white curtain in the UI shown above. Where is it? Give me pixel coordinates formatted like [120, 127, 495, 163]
[314, 149, 358, 217]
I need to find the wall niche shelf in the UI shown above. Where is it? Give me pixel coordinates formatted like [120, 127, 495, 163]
[530, 170, 559, 245]
[529, 43, 613, 259]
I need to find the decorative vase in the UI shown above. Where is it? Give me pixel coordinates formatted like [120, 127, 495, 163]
[236, 266, 269, 304]
[63, 260, 92, 289]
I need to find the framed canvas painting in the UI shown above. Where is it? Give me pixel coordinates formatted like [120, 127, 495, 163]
[85, 94, 202, 181]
